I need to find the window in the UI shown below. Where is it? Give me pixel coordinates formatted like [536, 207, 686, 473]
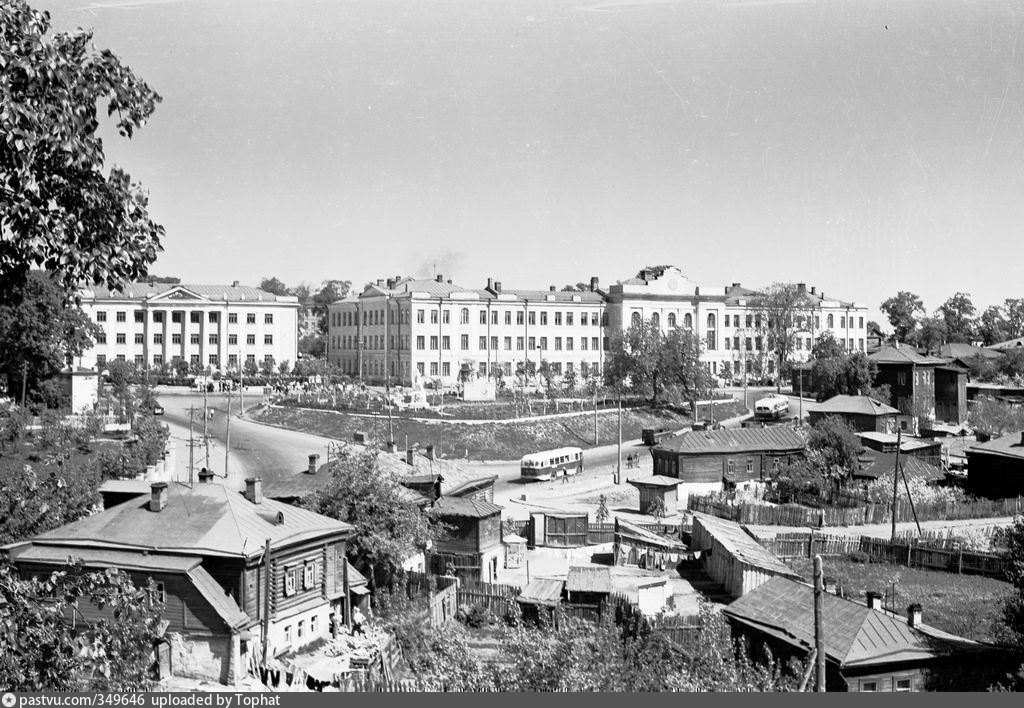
[442, 310, 450, 324]
[668, 313, 676, 328]
[260, 334, 271, 345]
[827, 314, 834, 328]
[246, 354, 255, 364]
[895, 679, 912, 692]
[528, 312, 536, 325]
[724, 338, 731, 350]
[430, 310, 438, 324]
[651, 313, 660, 329]
[631, 312, 641, 327]
[247, 334, 255, 345]
[264, 354, 273, 364]
[806, 337, 812, 350]
[745, 315, 753, 328]
[554, 337, 562, 350]
[840, 316, 846, 328]
[190, 354, 199, 365]
[460, 308, 470, 324]
[116, 354, 126, 361]
[154, 334, 163, 345]
[746, 459, 753, 474]
[566, 337, 574, 351]
[684, 313, 693, 329]
[229, 334, 238, 345]
[134, 310, 145, 323]
[528, 337, 536, 350]
[430, 336, 438, 349]
[208, 312, 219, 323]
[96, 354, 106, 366]
[554, 312, 562, 326]
[284, 625, 293, 645]
[442, 362, 450, 377]
[479, 336, 487, 350]
[503, 337, 511, 350]
[416, 362, 425, 376]
[859, 317, 864, 329]
[264, 313, 273, 325]
[566, 312, 574, 326]
[134, 333, 144, 344]
[517, 337, 524, 350]
[228, 354, 237, 367]
[539, 337, 547, 350]
[417, 309, 425, 324]
[581, 337, 588, 350]
[246, 313, 256, 324]
[228, 313, 238, 324]
[208, 354, 218, 366]
[860, 681, 877, 692]
[303, 562, 318, 589]
[190, 334, 200, 345]
[116, 311, 126, 322]
[491, 311, 498, 325]
[727, 460, 735, 474]
[505, 311, 512, 325]
[172, 333, 182, 345]
[745, 337, 752, 351]
[171, 311, 182, 324]
[96, 311, 107, 322]
[733, 315, 740, 327]
[189, 311, 200, 323]
[116, 333, 126, 344]
[540, 311, 548, 326]
[859, 338, 865, 351]
[416, 336, 425, 350]
[518, 311, 525, 325]
[441, 336, 450, 350]
[209, 334, 219, 345]
[460, 334, 469, 350]
[297, 620, 305, 640]
[134, 355, 144, 365]
[479, 310, 487, 325]
[755, 336, 763, 350]
[152, 581, 166, 605]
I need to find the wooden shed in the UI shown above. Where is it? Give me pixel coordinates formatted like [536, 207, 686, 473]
[565, 566, 612, 606]
[529, 511, 588, 548]
[515, 578, 565, 624]
[690, 511, 801, 599]
[627, 475, 682, 515]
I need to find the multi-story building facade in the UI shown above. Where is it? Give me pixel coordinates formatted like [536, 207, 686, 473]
[327, 266, 869, 387]
[78, 281, 300, 373]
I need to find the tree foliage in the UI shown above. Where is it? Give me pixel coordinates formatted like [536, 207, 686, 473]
[605, 318, 708, 404]
[0, 562, 163, 691]
[750, 283, 815, 391]
[807, 415, 862, 479]
[937, 292, 976, 344]
[1, 1, 164, 297]
[301, 443, 437, 589]
[809, 333, 879, 400]
[0, 462, 101, 545]
[880, 291, 925, 343]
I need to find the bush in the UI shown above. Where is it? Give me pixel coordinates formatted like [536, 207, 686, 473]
[848, 550, 870, 564]
[457, 604, 494, 629]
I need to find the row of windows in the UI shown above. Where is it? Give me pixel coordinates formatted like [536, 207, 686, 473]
[92, 311, 274, 325]
[333, 308, 609, 328]
[630, 312, 866, 331]
[334, 334, 608, 353]
[339, 358, 604, 380]
[96, 332, 274, 346]
[96, 353, 273, 367]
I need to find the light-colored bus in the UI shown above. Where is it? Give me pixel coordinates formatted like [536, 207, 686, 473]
[520, 446, 584, 482]
[754, 394, 790, 421]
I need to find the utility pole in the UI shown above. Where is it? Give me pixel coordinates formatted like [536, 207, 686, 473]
[594, 386, 599, 446]
[891, 427, 902, 541]
[616, 393, 622, 484]
[262, 538, 272, 663]
[813, 554, 826, 692]
[224, 389, 231, 480]
[188, 405, 195, 486]
[798, 361, 804, 426]
[202, 382, 210, 469]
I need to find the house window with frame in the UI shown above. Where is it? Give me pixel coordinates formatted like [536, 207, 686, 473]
[491, 311, 498, 325]
[504, 311, 512, 325]
[539, 337, 547, 350]
[860, 681, 877, 692]
[246, 313, 256, 324]
[581, 337, 588, 350]
[541, 312, 549, 326]
[441, 336, 450, 350]
[229, 334, 237, 345]
[247, 334, 256, 345]
[668, 313, 676, 328]
[284, 567, 298, 596]
[134, 310, 145, 323]
[416, 336, 425, 350]
[228, 313, 238, 324]
[190, 334, 200, 345]
[96, 354, 106, 366]
[460, 308, 470, 324]
[529, 337, 536, 350]
[518, 311, 525, 325]
[554, 337, 562, 351]
[554, 312, 562, 326]
[566, 337, 574, 351]
[303, 561, 318, 590]
[430, 362, 438, 376]
[566, 312, 574, 326]
[684, 313, 693, 329]
[172, 333, 182, 345]
[442, 362, 450, 377]
[134, 355, 144, 365]
[134, 333, 144, 344]
[895, 678, 912, 692]
[297, 620, 305, 640]
[209, 334, 219, 345]
[116, 311, 126, 323]
[479, 336, 487, 350]
[190, 311, 201, 323]
[479, 310, 487, 325]
[430, 310, 438, 324]
[528, 312, 536, 325]
[209, 312, 219, 323]
[284, 625, 293, 645]
[442, 310, 450, 324]
[460, 334, 469, 350]
[517, 337, 524, 350]
[265, 334, 273, 345]
[504, 337, 511, 350]
[96, 311, 107, 322]
[746, 459, 753, 474]
[116, 333, 126, 344]
[265, 313, 273, 325]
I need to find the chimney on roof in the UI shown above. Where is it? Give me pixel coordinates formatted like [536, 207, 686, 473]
[797, 283, 806, 294]
[426, 444, 436, 460]
[550, 285, 556, 292]
[590, 276, 599, 292]
[639, 268, 649, 281]
[865, 591, 883, 611]
[376, 279, 384, 287]
[436, 274, 444, 283]
[244, 477, 263, 504]
[447, 279, 452, 284]
[732, 282, 741, 289]
[149, 482, 168, 512]
[232, 280, 239, 288]
[907, 603, 922, 628]
[494, 281, 502, 293]
[386, 278, 395, 289]
[198, 468, 215, 484]
[810, 286, 817, 295]
[487, 277, 493, 291]
[307, 454, 320, 475]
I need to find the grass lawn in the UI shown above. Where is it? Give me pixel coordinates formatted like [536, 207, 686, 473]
[252, 404, 718, 460]
[786, 557, 1014, 643]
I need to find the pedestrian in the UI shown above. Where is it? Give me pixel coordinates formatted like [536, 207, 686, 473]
[351, 607, 366, 636]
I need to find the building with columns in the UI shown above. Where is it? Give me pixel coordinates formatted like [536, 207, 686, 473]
[326, 266, 869, 387]
[78, 282, 300, 373]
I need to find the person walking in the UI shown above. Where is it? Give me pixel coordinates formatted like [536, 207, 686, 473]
[351, 607, 366, 636]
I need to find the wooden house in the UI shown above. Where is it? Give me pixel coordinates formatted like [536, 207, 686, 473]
[3, 478, 354, 686]
[723, 576, 1006, 691]
[627, 475, 682, 515]
[869, 344, 967, 427]
[690, 512, 800, 599]
[808, 395, 899, 433]
[651, 427, 806, 504]
[966, 431, 1024, 498]
[427, 496, 503, 582]
[565, 566, 612, 607]
[528, 511, 589, 548]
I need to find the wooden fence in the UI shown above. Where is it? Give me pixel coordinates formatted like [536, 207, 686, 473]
[456, 579, 522, 617]
[755, 532, 863, 559]
[688, 494, 1024, 527]
[586, 521, 683, 545]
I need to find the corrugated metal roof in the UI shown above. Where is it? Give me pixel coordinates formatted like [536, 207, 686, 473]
[869, 344, 946, 365]
[187, 566, 252, 630]
[692, 513, 798, 577]
[82, 283, 297, 304]
[627, 475, 683, 488]
[967, 431, 1024, 460]
[30, 483, 353, 560]
[517, 578, 565, 606]
[657, 427, 806, 455]
[854, 453, 946, 482]
[614, 519, 687, 552]
[566, 566, 612, 593]
[723, 577, 979, 667]
[857, 432, 940, 451]
[809, 395, 899, 416]
[940, 343, 1002, 360]
[9, 546, 202, 573]
[429, 496, 502, 519]
[989, 337, 1024, 350]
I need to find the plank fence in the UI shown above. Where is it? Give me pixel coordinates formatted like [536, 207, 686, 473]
[586, 521, 682, 545]
[456, 579, 522, 617]
[688, 494, 1024, 527]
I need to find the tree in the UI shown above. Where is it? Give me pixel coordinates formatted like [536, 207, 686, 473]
[807, 415, 862, 480]
[242, 358, 258, 381]
[258, 277, 290, 296]
[968, 396, 1024, 439]
[258, 356, 276, 379]
[538, 360, 558, 399]
[298, 333, 326, 358]
[979, 305, 1010, 346]
[880, 292, 925, 343]
[562, 366, 578, 394]
[0, 562, 164, 691]
[0, 271, 100, 404]
[594, 494, 609, 524]
[0, 1, 164, 299]
[312, 280, 351, 334]
[937, 292, 977, 344]
[912, 315, 948, 352]
[302, 443, 437, 590]
[809, 333, 878, 400]
[1000, 515, 1024, 655]
[1005, 299, 1024, 341]
[605, 319, 707, 405]
[750, 283, 815, 392]
[0, 463, 101, 545]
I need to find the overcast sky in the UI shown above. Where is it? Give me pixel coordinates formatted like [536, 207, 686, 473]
[41, 0, 1024, 323]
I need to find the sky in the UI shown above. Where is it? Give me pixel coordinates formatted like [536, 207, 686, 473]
[39, 0, 1024, 323]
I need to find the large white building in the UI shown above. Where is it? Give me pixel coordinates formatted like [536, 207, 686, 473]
[327, 266, 869, 387]
[78, 282, 300, 373]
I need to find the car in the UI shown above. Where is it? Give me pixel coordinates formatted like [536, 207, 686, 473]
[152, 404, 164, 416]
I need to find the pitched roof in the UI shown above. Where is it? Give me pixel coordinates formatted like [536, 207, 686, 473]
[854, 453, 946, 482]
[614, 519, 688, 553]
[869, 344, 946, 366]
[857, 432, 941, 452]
[81, 282, 297, 304]
[656, 427, 806, 455]
[989, 336, 1024, 350]
[967, 431, 1024, 460]
[187, 565, 252, 630]
[723, 577, 979, 667]
[691, 513, 799, 578]
[809, 395, 899, 417]
[939, 343, 1003, 361]
[517, 578, 565, 607]
[7, 545, 202, 573]
[566, 566, 612, 593]
[429, 496, 502, 519]
[627, 475, 683, 489]
[28, 483, 353, 560]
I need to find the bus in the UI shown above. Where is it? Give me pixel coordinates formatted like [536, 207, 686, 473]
[642, 427, 676, 446]
[754, 394, 790, 421]
[520, 446, 584, 482]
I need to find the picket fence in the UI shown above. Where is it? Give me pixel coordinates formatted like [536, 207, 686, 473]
[688, 494, 1024, 527]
